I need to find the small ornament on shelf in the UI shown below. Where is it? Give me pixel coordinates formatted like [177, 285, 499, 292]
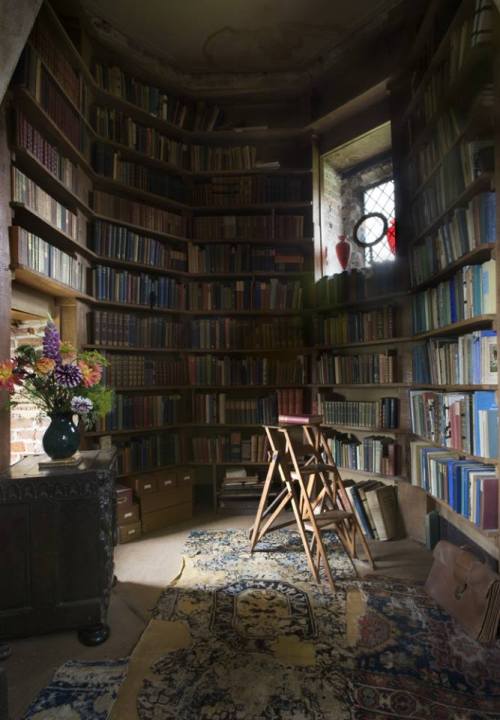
[335, 235, 351, 271]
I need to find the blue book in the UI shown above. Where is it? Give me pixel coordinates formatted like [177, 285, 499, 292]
[346, 485, 374, 539]
[472, 391, 498, 457]
[472, 265, 482, 316]
[449, 276, 457, 323]
[480, 192, 496, 245]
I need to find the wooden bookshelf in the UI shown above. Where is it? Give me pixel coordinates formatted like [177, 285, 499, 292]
[5, 3, 316, 517]
[390, 0, 499, 551]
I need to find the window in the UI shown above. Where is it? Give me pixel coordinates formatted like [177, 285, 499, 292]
[361, 179, 395, 265]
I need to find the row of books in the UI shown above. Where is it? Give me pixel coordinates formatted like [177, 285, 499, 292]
[327, 433, 399, 476]
[410, 441, 498, 530]
[193, 215, 305, 241]
[315, 265, 400, 308]
[91, 220, 188, 271]
[192, 393, 280, 425]
[92, 106, 187, 168]
[314, 352, 399, 385]
[92, 144, 186, 203]
[12, 168, 78, 239]
[92, 190, 186, 238]
[411, 330, 497, 385]
[411, 140, 493, 235]
[91, 266, 186, 309]
[92, 267, 304, 311]
[406, 108, 464, 194]
[191, 433, 269, 464]
[115, 432, 182, 475]
[186, 355, 309, 386]
[189, 144, 258, 172]
[187, 243, 306, 274]
[92, 62, 223, 131]
[101, 354, 187, 387]
[191, 176, 307, 207]
[15, 110, 80, 195]
[88, 311, 304, 349]
[344, 481, 398, 541]
[409, 389, 498, 458]
[93, 105, 262, 172]
[16, 47, 88, 156]
[188, 317, 304, 350]
[411, 259, 496, 333]
[409, 191, 496, 286]
[29, 14, 82, 109]
[313, 306, 395, 346]
[10, 226, 86, 293]
[218, 470, 265, 510]
[413, 2, 493, 129]
[319, 397, 399, 429]
[96, 393, 184, 431]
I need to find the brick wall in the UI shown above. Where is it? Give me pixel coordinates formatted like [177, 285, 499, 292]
[10, 319, 50, 464]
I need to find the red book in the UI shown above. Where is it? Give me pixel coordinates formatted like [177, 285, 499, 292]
[481, 477, 499, 530]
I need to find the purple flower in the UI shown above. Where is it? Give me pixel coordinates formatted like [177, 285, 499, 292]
[70, 396, 93, 414]
[43, 321, 61, 361]
[54, 363, 82, 388]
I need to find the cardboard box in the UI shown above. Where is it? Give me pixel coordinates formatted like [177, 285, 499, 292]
[118, 521, 142, 544]
[117, 501, 140, 525]
[141, 502, 192, 533]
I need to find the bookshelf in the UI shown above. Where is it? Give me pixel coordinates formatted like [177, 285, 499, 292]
[5, 2, 315, 520]
[390, 0, 499, 558]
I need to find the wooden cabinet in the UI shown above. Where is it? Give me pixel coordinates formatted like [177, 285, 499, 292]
[0, 449, 116, 645]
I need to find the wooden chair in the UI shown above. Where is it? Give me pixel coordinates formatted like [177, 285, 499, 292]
[249, 420, 375, 589]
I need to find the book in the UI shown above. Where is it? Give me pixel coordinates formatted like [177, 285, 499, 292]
[278, 414, 322, 425]
[365, 485, 398, 541]
[344, 481, 374, 539]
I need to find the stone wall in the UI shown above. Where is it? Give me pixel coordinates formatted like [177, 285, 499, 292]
[341, 156, 393, 243]
[320, 154, 393, 275]
[10, 319, 49, 465]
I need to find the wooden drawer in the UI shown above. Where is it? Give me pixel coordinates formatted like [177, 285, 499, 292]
[141, 502, 192, 533]
[117, 502, 140, 525]
[124, 475, 158, 495]
[116, 484, 133, 509]
[140, 480, 192, 513]
[118, 522, 142, 544]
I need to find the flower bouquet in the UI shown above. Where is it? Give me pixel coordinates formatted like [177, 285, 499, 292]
[0, 319, 114, 460]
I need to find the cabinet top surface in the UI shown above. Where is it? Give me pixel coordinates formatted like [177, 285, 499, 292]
[0, 449, 117, 481]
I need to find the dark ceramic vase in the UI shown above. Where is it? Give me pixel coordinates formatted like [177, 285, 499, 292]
[42, 412, 80, 460]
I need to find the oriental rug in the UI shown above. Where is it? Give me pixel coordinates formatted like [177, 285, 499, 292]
[111, 529, 500, 720]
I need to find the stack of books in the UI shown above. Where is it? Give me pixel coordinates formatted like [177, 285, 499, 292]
[218, 468, 265, 513]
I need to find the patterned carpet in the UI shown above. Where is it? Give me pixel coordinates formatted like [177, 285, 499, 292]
[24, 529, 500, 719]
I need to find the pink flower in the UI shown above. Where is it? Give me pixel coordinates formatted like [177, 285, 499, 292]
[78, 360, 102, 388]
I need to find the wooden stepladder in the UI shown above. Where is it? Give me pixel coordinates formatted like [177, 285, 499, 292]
[249, 420, 375, 589]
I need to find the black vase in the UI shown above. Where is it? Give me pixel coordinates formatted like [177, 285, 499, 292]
[42, 412, 80, 460]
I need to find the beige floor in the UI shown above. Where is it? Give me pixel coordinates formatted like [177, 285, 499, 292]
[3, 513, 433, 719]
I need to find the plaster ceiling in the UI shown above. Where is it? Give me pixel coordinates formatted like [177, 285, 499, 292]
[57, 0, 406, 76]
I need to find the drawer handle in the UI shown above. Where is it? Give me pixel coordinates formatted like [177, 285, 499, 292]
[144, 484, 152, 490]
[124, 512, 132, 519]
[128, 529, 136, 535]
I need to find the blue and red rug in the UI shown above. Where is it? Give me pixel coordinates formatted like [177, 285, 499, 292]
[24, 530, 500, 719]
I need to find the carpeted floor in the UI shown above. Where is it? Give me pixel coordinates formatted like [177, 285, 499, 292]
[22, 527, 500, 720]
[4, 513, 433, 719]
